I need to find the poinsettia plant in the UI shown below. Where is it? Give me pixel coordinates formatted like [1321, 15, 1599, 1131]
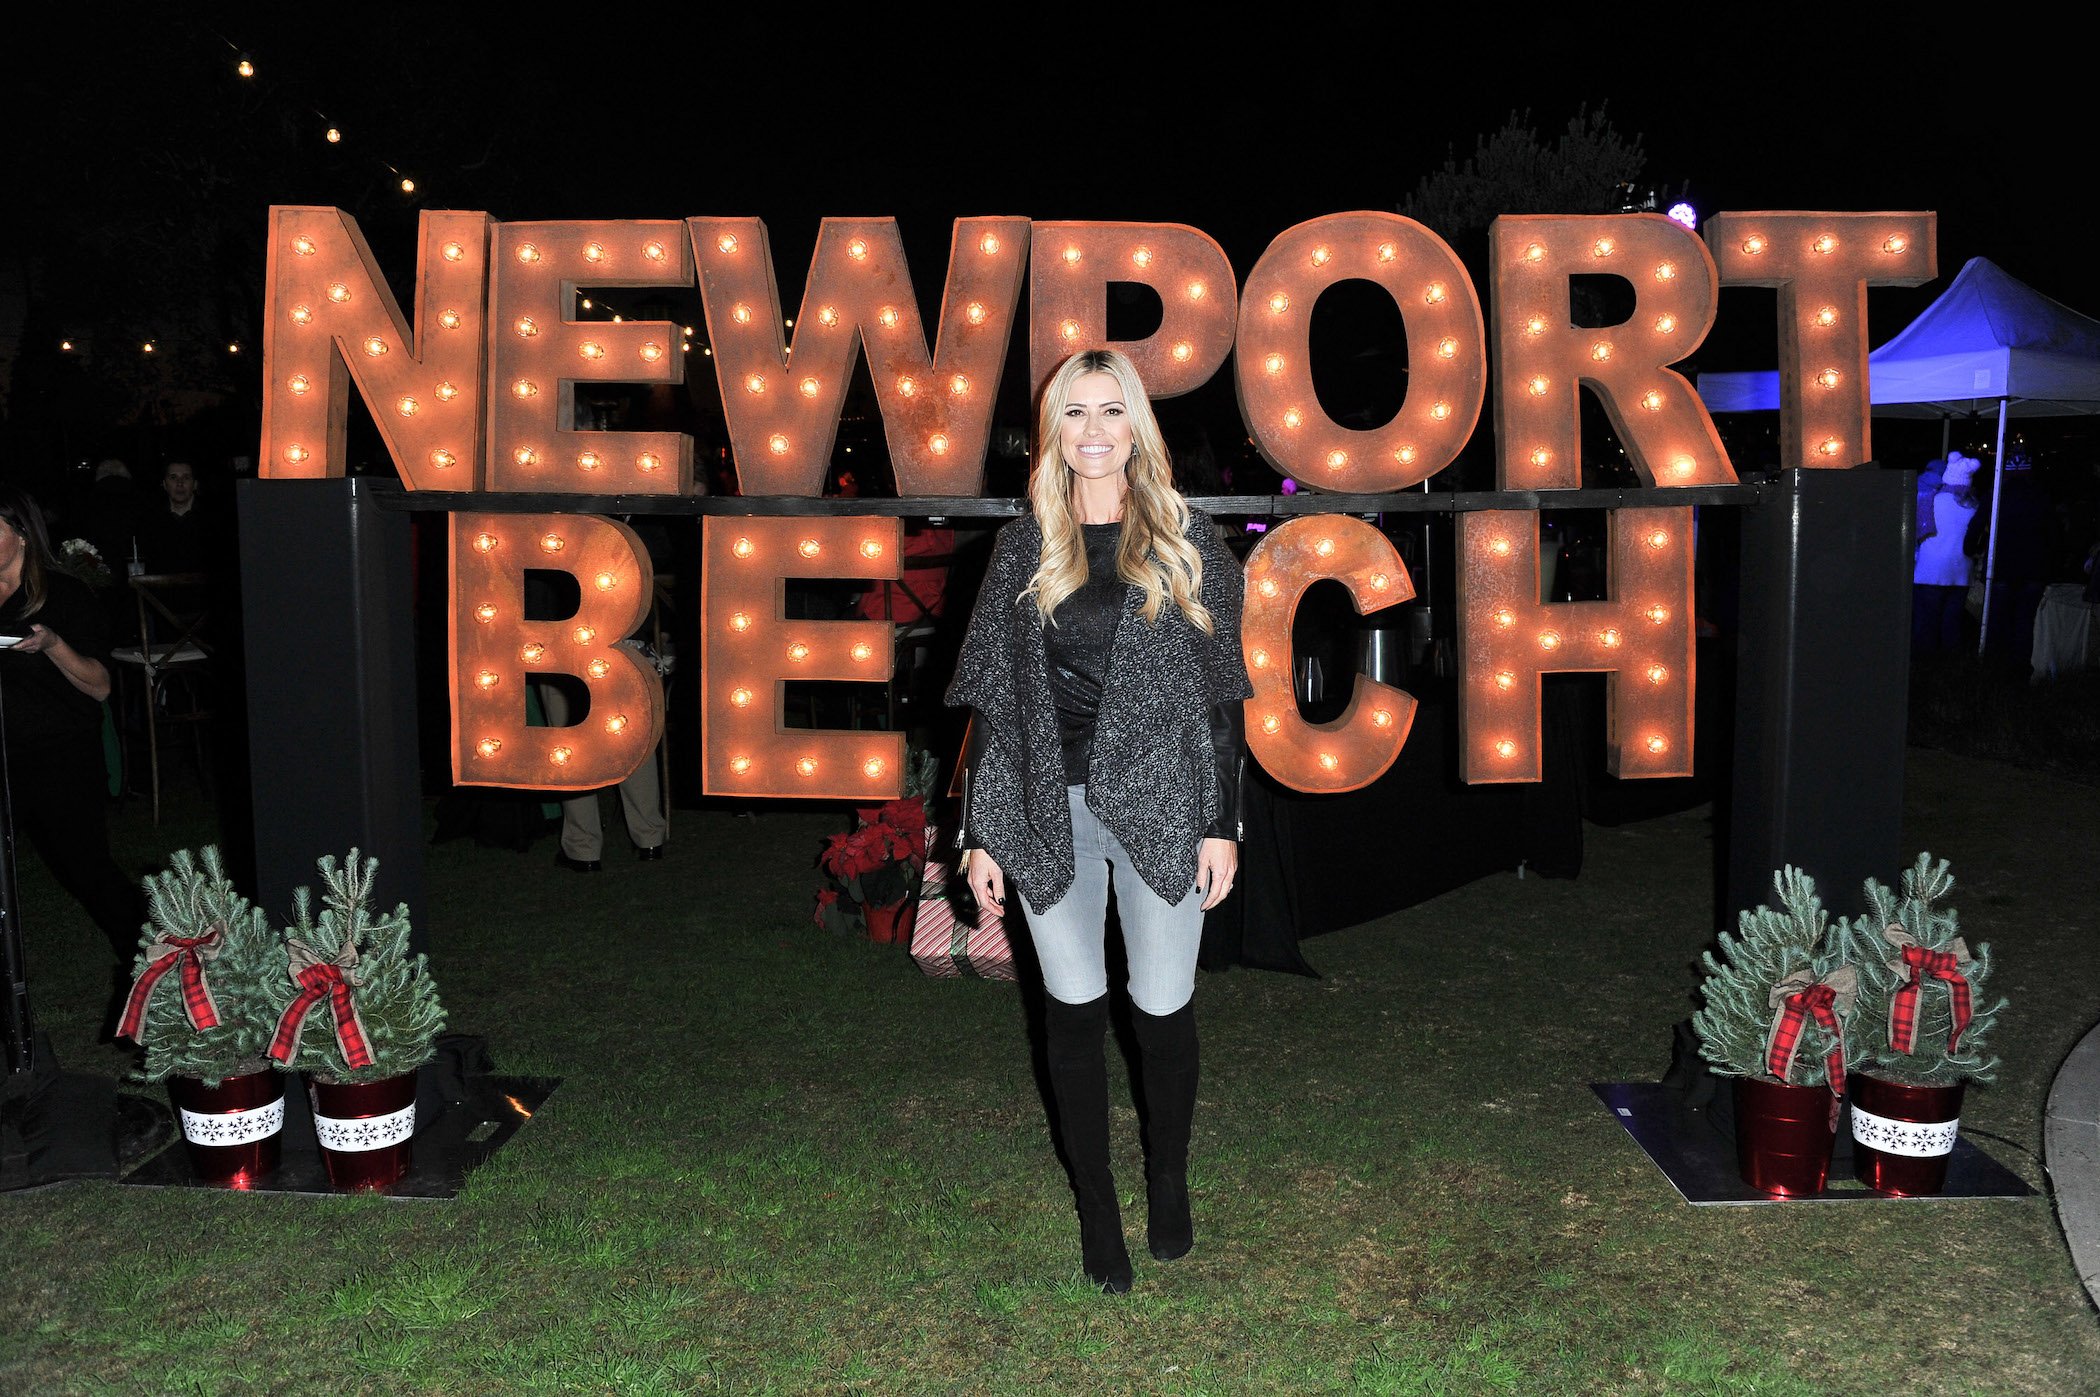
[819, 798, 927, 908]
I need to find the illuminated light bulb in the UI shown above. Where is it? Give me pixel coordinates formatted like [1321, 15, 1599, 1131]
[729, 611, 752, 632]
[514, 447, 538, 467]
[1883, 234, 1910, 254]
[1814, 305, 1838, 327]
[400, 177, 416, 195]
[1326, 450, 1348, 470]
[1437, 336, 1458, 359]
[363, 336, 388, 357]
[1494, 671, 1516, 691]
[1395, 446, 1418, 466]
[1818, 437, 1844, 458]
[550, 746, 574, 766]
[639, 342, 665, 363]
[1654, 314, 1677, 334]
[290, 304, 314, 325]
[513, 379, 537, 398]
[1314, 537, 1335, 558]
[397, 396, 418, 417]
[1171, 340, 1193, 364]
[950, 373, 971, 395]
[575, 242, 606, 266]
[1812, 234, 1837, 255]
[586, 658, 610, 679]
[641, 241, 666, 262]
[573, 625, 596, 644]
[1377, 242, 1397, 263]
[572, 449, 599, 472]
[434, 381, 459, 402]
[637, 451, 662, 472]
[1671, 457, 1696, 478]
[930, 433, 951, 456]
[1131, 246, 1153, 268]
[612, 315, 623, 323]
[517, 243, 541, 264]
[1645, 735, 1669, 754]
[1591, 237, 1615, 258]
[1488, 536, 1513, 558]
[438, 309, 462, 330]
[1257, 578, 1280, 598]
[473, 532, 498, 554]
[1528, 375, 1550, 397]
[1282, 408, 1303, 429]
[289, 374, 312, 395]
[540, 532, 565, 553]
[1372, 707, 1393, 728]
[877, 306, 900, 329]
[1369, 572, 1391, 592]
[292, 235, 317, 256]
[1252, 648, 1270, 668]
[1187, 280, 1207, 300]
[238, 57, 255, 77]
[1645, 604, 1671, 625]
[787, 643, 810, 662]
[745, 373, 767, 394]
[851, 642, 874, 662]
[896, 375, 917, 398]
[284, 444, 310, 466]
[732, 537, 755, 559]
[1600, 627, 1623, 648]
[1264, 352, 1285, 375]
[603, 715, 628, 736]
[1318, 752, 1340, 772]
[431, 448, 456, 470]
[730, 687, 754, 708]
[1260, 714, 1281, 734]
[1495, 739, 1517, 759]
[476, 738, 502, 759]
[1268, 292, 1290, 315]
[1647, 663, 1669, 684]
[1059, 318, 1081, 342]
[1538, 630, 1562, 651]
[847, 238, 869, 260]
[1310, 245, 1331, 267]
[1641, 390, 1666, 412]
[580, 341, 605, 361]
[1062, 245, 1082, 266]
[816, 305, 838, 327]
[594, 571, 616, 592]
[964, 301, 987, 325]
[1429, 401, 1452, 421]
[1591, 341, 1612, 362]
[730, 755, 752, 775]
[1655, 261, 1678, 282]
[1816, 368, 1841, 389]
[1523, 242, 1546, 264]
[1741, 235, 1767, 256]
[475, 669, 499, 690]
[796, 757, 819, 778]
[326, 282, 352, 304]
[1530, 447, 1552, 468]
[1646, 529, 1670, 548]
[799, 376, 821, 398]
[59, 340, 72, 351]
[768, 434, 790, 455]
[325, 127, 342, 144]
[520, 642, 545, 661]
[1525, 314, 1548, 337]
[797, 537, 822, 559]
[475, 603, 497, 623]
[1423, 282, 1448, 304]
[1493, 607, 1516, 628]
[581, 298, 593, 310]
[732, 303, 754, 326]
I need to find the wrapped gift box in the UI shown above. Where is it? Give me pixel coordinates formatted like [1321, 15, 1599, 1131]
[910, 832, 1017, 982]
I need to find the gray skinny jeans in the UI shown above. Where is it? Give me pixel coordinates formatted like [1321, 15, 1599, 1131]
[1017, 785, 1205, 1015]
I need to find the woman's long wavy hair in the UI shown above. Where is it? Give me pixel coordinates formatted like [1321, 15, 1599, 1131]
[1023, 349, 1212, 634]
[0, 484, 58, 620]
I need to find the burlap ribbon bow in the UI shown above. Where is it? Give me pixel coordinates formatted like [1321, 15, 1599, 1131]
[267, 938, 374, 1070]
[1881, 922, 1974, 1055]
[1765, 965, 1859, 1094]
[116, 921, 227, 1043]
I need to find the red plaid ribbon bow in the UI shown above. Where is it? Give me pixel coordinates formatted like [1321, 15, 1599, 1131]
[267, 939, 373, 1070]
[1765, 965, 1859, 1095]
[116, 923, 227, 1042]
[1882, 923, 1974, 1055]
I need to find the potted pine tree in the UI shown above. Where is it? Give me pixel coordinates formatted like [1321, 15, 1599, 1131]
[119, 847, 286, 1185]
[1693, 867, 1862, 1195]
[264, 850, 444, 1192]
[1834, 853, 2004, 1196]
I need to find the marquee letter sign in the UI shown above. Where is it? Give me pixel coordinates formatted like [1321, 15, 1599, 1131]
[1027, 221, 1238, 399]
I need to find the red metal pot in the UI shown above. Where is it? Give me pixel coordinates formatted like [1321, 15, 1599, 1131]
[308, 1072, 418, 1192]
[1733, 1076, 1838, 1196]
[1850, 1073, 1965, 1196]
[169, 1070, 285, 1187]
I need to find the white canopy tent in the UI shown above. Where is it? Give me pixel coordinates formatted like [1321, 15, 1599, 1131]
[1698, 257, 2100, 651]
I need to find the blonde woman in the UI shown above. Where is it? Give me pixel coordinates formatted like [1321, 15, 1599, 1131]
[946, 349, 1251, 1293]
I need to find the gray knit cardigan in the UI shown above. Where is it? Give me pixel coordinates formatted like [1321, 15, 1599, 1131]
[944, 508, 1253, 906]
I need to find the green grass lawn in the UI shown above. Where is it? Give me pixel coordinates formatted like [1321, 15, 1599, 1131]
[4, 745, 2097, 1394]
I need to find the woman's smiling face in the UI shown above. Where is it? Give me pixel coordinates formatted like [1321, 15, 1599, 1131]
[1059, 371, 1133, 483]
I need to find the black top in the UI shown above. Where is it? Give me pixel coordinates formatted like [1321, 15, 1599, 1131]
[1043, 523, 1126, 785]
[0, 570, 112, 751]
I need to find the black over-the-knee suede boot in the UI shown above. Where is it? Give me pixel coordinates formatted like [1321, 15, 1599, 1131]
[1132, 1000, 1198, 1261]
[1042, 992, 1132, 1293]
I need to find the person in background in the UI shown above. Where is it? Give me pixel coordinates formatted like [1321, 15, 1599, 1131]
[0, 485, 141, 963]
[133, 460, 207, 576]
[1912, 451, 1979, 654]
